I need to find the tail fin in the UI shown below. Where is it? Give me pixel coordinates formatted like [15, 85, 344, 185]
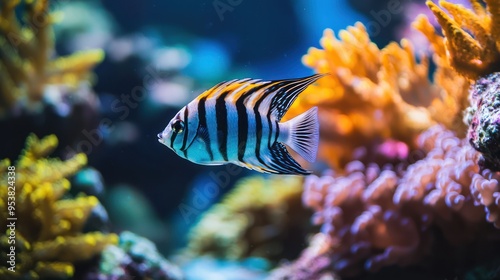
[279, 106, 319, 162]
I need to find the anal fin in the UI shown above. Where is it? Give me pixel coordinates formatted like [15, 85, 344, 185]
[266, 142, 310, 175]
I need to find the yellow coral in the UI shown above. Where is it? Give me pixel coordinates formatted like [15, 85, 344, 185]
[288, 22, 469, 168]
[0, 134, 117, 279]
[424, 0, 500, 80]
[0, 0, 104, 117]
[185, 175, 311, 262]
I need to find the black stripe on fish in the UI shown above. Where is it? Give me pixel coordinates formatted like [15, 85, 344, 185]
[181, 108, 189, 148]
[254, 108, 265, 167]
[216, 90, 230, 161]
[236, 83, 270, 163]
[170, 131, 177, 151]
[254, 83, 279, 171]
[198, 96, 213, 161]
[236, 97, 248, 163]
[274, 120, 280, 144]
[181, 107, 189, 158]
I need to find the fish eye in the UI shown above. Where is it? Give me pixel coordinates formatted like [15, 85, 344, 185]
[171, 119, 184, 133]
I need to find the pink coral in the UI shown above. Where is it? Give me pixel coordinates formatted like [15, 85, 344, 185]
[281, 125, 500, 277]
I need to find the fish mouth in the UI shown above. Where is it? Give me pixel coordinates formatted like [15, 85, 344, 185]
[157, 132, 167, 145]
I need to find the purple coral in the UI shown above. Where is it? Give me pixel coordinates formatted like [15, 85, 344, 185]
[277, 125, 500, 278]
[467, 72, 500, 171]
[301, 163, 424, 276]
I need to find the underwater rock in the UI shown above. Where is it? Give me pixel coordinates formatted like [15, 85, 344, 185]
[467, 72, 500, 171]
[184, 176, 313, 263]
[275, 125, 500, 278]
[0, 134, 117, 279]
[88, 231, 183, 280]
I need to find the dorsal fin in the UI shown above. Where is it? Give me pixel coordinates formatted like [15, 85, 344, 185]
[269, 74, 326, 121]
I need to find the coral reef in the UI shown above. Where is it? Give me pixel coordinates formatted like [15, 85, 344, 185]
[84, 231, 183, 280]
[424, 0, 500, 80]
[0, 134, 117, 279]
[418, 0, 500, 172]
[271, 125, 500, 278]
[270, 1, 500, 278]
[184, 175, 313, 263]
[0, 0, 103, 117]
[288, 21, 468, 169]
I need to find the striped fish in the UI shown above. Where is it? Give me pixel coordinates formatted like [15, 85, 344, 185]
[157, 74, 324, 175]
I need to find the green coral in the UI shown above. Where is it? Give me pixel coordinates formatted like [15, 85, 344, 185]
[0, 0, 104, 117]
[0, 134, 117, 279]
[185, 175, 313, 262]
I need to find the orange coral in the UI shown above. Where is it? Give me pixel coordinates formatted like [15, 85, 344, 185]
[287, 22, 468, 169]
[423, 0, 500, 80]
[413, 13, 471, 135]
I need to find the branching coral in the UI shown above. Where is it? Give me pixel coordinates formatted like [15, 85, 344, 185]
[184, 176, 313, 263]
[0, 0, 104, 117]
[271, 125, 500, 278]
[412, 12, 471, 134]
[288, 22, 469, 169]
[416, 0, 500, 171]
[0, 134, 117, 279]
[424, 0, 500, 80]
